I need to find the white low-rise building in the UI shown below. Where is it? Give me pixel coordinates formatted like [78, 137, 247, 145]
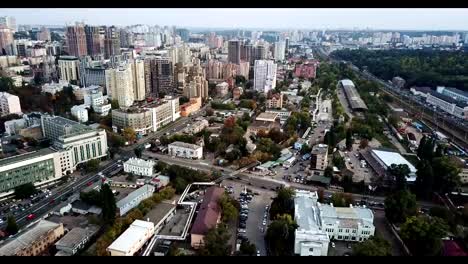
[294, 190, 330, 256]
[107, 220, 155, 256]
[123, 157, 155, 177]
[71, 105, 89, 123]
[294, 190, 375, 256]
[116, 184, 155, 216]
[168, 141, 203, 160]
[370, 149, 417, 182]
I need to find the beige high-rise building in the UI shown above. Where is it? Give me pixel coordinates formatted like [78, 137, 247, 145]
[131, 59, 146, 101]
[105, 64, 135, 109]
[0, 26, 14, 55]
[58, 56, 80, 83]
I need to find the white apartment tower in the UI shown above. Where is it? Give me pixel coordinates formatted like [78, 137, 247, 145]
[58, 56, 80, 83]
[105, 63, 135, 109]
[0, 92, 22, 116]
[254, 60, 277, 94]
[274, 41, 286, 61]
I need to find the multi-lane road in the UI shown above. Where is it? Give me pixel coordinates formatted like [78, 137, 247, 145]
[0, 109, 203, 232]
[142, 151, 436, 209]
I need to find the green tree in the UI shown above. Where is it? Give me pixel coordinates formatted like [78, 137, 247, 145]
[324, 166, 334, 178]
[415, 160, 434, 199]
[269, 188, 295, 220]
[352, 235, 392, 256]
[345, 128, 353, 150]
[384, 189, 417, 223]
[218, 193, 239, 223]
[80, 190, 102, 206]
[400, 216, 449, 256]
[101, 183, 117, 224]
[14, 182, 37, 199]
[134, 147, 143, 158]
[300, 144, 312, 155]
[198, 225, 231, 256]
[111, 99, 119, 109]
[5, 216, 19, 235]
[84, 159, 100, 173]
[387, 164, 411, 190]
[331, 192, 354, 207]
[432, 157, 461, 193]
[239, 239, 257, 256]
[122, 127, 137, 143]
[265, 214, 298, 256]
[332, 155, 345, 170]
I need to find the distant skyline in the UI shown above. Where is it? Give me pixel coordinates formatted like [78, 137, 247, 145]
[1, 8, 468, 31]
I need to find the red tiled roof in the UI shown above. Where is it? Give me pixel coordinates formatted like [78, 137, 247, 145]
[190, 186, 225, 235]
[443, 240, 467, 256]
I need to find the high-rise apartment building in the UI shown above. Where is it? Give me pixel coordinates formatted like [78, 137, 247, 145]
[241, 43, 252, 64]
[254, 60, 277, 94]
[0, 16, 16, 32]
[0, 92, 22, 116]
[144, 57, 174, 97]
[58, 56, 80, 83]
[119, 29, 132, 48]
[37, 27, 51, 42]
[104, 26, 121, 59]
[131, 59, 146, 101]
[65, 23, 87, 58]
[105, 63, 135, 109]
[253, 45, 267, 63]
[274, 41, 286, 61]
[176, 28, 190, 42]
[0, 26, 15, 55]
[228, 40, 241, 64]
[84, 25, 101, 57]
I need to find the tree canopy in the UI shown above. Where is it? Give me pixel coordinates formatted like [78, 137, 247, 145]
[352, 235, 392, 256]
[265, 214, 298, 256]
[197, 225, 231, 256]
[384, 189, 417, 224]
[269, 188, 295, 220]
[400, 215, 449, 256]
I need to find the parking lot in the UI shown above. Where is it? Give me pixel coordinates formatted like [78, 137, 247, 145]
[222, 180, 275, 256]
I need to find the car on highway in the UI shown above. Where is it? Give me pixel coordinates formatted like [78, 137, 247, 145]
[26, 214, 35, 220]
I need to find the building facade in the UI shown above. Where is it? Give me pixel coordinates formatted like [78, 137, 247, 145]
[0, 220, 64, 256]
[65, 24, 87, 58]
[116, 184, 155, 216]
[228, 40, 241, 64]
[144, 57, 174, 97]
[71, 105, 89, 123]
[254, 60, 277, 94]
[107, 220, 155, 256]
[0, 92, 21, 116]
[123, 157, 155, 177]
[310, 144, 328, 171]
[84, 25, 101, 57]
[105, 63, 135, 109]
[111, 108, 153, 136]
[58, 56, 80, 83]
[0, 148, 62, 196]
[168, 141, 203, 159]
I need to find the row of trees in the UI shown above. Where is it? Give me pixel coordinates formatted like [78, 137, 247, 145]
[156, 161, 213, 193]
[332, 49, 468, 90]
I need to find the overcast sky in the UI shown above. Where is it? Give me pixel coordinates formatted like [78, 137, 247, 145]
[1, 8, 468, 31]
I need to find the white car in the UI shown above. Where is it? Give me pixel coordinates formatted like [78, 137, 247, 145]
[262, 220, 266, 226]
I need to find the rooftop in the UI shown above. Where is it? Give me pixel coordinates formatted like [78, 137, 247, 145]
[371, 149, 417, 174]
[190, 186, 224, 235]
[0, 148, 56, 168]
[116, 184, 155, 209]
[107, 220, 154, 253]
[311, 144, 328, 155]
[0, 220, 62, 256]
[340, 79, 368, 110]
[124, 157, 155, 168]
[428, 90, 468, 108]
[54, 226, 99, 250]
[256, 112, 279, 122]
[168, 141, 202, 150]
[439, 86, 468, 99]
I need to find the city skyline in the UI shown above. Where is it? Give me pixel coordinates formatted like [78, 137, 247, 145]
[1, 8, 468, 31]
